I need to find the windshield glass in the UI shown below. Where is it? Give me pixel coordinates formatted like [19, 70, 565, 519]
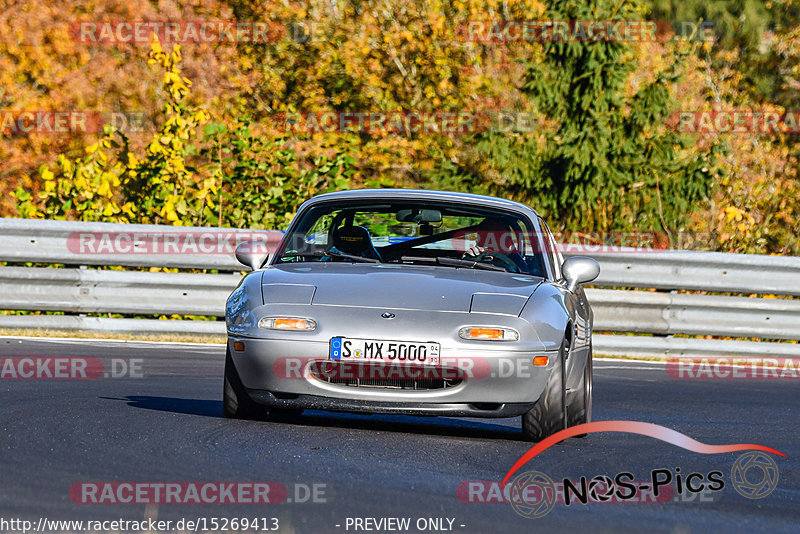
[276, 200, 547, 276]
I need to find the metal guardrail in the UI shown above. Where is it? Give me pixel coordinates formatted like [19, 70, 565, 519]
[2, 217, 800, 357]
[592, 334, 800, 359]
[0, 217, 282, 270]
[588, 288, 800, 340]
[567, 249, 800, 296]
[0, 266, 238, 316]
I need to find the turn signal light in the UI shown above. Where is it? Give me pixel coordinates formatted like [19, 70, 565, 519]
[458, 326, 519, 341]
[259, 317, 316, 331]
[533, 356, 549, 366]
[233, 341, 246, 351]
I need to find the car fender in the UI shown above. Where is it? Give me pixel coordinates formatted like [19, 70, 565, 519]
[519, 282, 573, 347]
[520, 282, 585, 389]
[226, 271, 264, 335]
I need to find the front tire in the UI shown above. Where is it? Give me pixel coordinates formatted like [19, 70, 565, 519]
[223, 348, 267, 420]
[569, 342, 593, 436]
[522, 336, 568, 441]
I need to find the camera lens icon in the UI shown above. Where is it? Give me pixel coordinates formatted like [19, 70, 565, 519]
[508, 471, 557, 519]
[731, 451, 779, 499]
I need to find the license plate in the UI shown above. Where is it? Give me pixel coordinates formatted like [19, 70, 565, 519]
[329, 338, 440, 366]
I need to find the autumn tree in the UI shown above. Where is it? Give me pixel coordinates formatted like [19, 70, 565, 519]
[429, 0, 726, 236]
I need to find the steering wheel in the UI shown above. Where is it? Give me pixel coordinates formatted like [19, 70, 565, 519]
[462, 251, 522, 273]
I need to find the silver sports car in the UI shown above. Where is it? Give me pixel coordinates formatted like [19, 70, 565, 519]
[224, 189, 599, 441]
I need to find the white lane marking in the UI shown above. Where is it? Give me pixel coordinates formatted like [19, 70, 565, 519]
[0, 335, 225, 348]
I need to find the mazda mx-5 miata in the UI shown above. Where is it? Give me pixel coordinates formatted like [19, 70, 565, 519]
[224, 189, 599, 440]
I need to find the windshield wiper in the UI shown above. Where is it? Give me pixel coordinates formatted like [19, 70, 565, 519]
[279, 251, 380, 263]
[399, 255, 507, 272]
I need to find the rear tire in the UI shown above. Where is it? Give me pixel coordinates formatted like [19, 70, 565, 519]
[522, 336, 568, 441]
[223, 349, 267, 420]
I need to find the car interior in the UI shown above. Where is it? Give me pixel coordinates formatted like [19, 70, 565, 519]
[278, 203, 548, 277]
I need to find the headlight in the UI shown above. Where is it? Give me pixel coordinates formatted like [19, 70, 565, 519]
[458, 326, 519, 341]
[258, 317, 317, 331]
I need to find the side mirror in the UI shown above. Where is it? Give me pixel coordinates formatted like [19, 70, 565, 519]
[561, 256, 600, 292]
[235, 241, 270, 271]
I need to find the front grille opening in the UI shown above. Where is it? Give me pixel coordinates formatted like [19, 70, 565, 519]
[308, 361, 463, 390]
[470, 402, 502, 411]
[272, 392, 299, 400]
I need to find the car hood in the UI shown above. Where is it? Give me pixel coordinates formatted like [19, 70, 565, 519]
[260, 263, 543, 314]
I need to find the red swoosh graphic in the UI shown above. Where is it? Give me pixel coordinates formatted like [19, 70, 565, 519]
[501, 420, 786, 486]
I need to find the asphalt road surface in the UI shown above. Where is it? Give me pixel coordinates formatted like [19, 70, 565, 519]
[0, 337, 797, 533]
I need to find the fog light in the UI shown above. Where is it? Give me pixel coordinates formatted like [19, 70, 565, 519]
[259, 317, 316, 331]
[458, 326, 519, 341]
[533, 356, 549, 366]
[233, 341, 245, 352]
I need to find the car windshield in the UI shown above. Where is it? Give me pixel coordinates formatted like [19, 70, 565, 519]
[275, 200, 548, 276]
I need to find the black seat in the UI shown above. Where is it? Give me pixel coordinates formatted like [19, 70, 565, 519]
[331, 225, 382, 261]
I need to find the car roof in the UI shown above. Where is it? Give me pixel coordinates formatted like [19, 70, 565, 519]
[303, 189, 542, 218]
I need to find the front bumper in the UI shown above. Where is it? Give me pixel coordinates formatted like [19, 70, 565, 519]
[247, 391, 537, 417]
[228, 336, 556, 418]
